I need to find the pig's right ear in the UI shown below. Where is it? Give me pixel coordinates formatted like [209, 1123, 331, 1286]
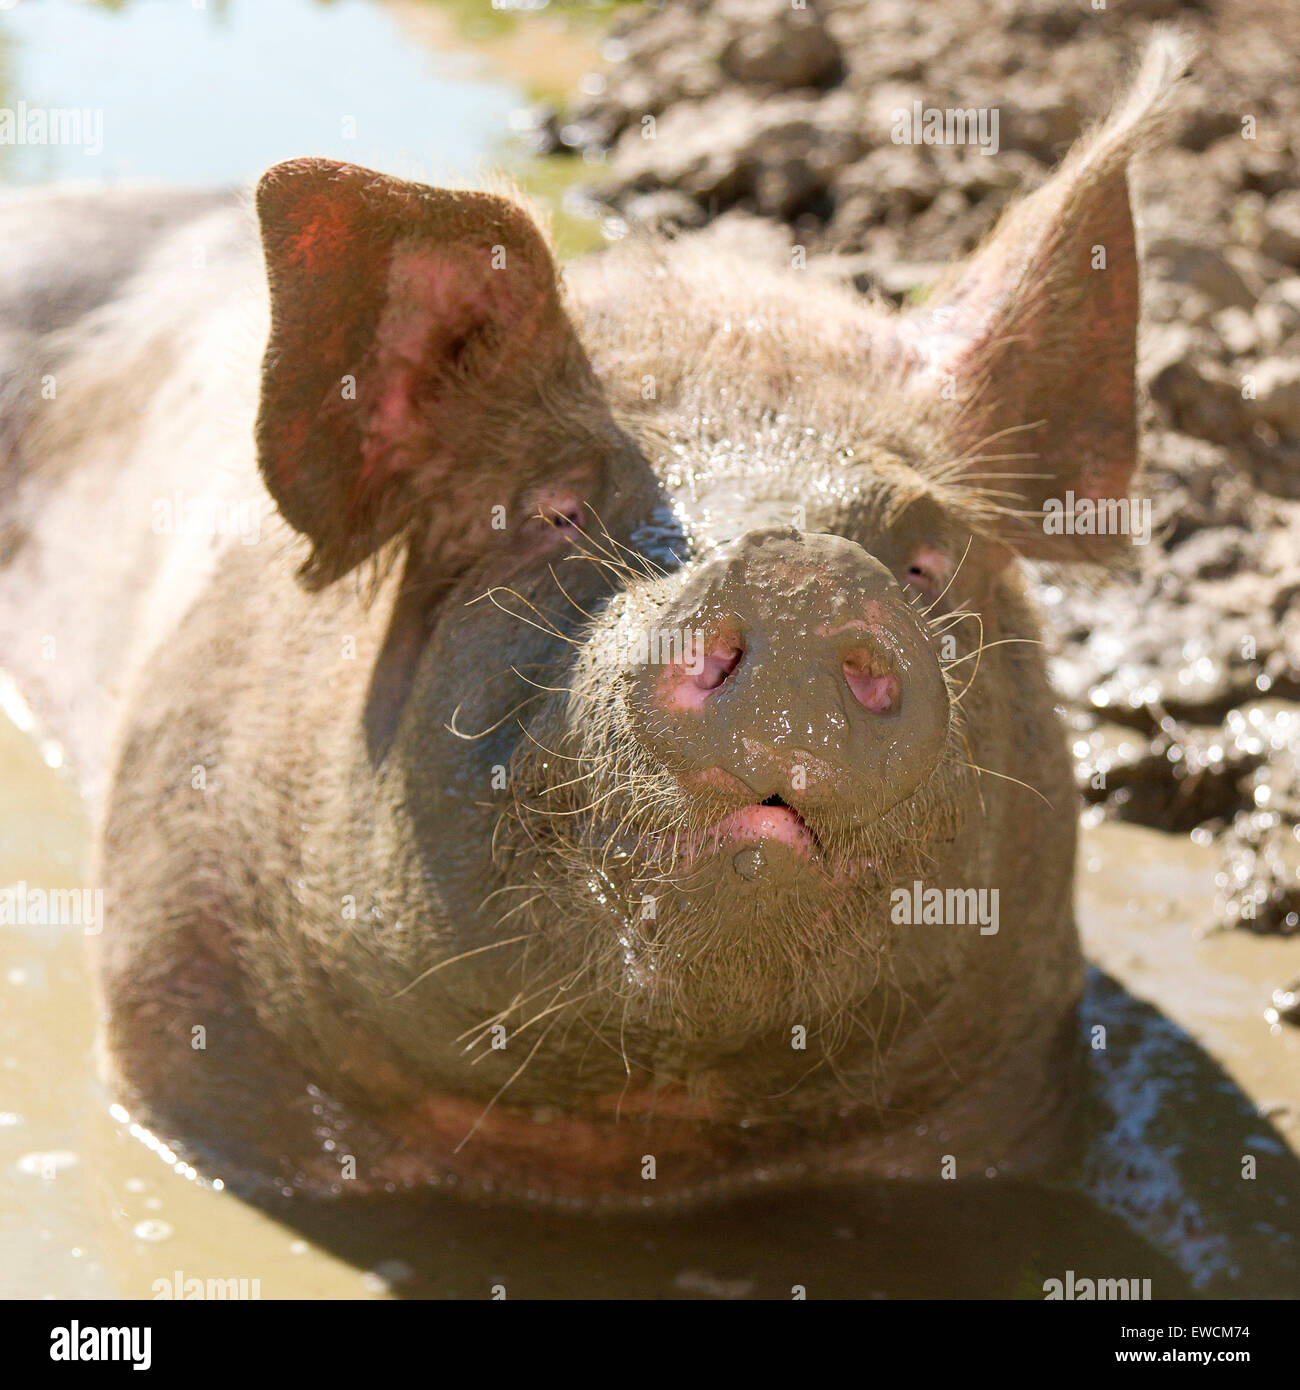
[255, 159, 585, 589]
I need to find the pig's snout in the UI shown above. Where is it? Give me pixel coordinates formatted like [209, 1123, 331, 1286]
[627, 529, 951, 824]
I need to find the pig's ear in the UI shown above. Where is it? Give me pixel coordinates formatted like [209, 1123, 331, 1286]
[255, 159, 586, 588]
[899, 34, 1190, 560]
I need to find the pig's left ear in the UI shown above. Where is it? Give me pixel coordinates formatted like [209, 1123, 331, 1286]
[255, 159, 594, 588]
[898, 34, 1190, 560]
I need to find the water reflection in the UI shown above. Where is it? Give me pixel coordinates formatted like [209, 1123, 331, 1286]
[0, 0, 529, 187]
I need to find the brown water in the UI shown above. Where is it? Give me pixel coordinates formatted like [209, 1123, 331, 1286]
[3, 697, 1297, 1299]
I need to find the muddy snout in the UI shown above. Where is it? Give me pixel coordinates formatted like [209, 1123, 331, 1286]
[628, 529, 951, 826]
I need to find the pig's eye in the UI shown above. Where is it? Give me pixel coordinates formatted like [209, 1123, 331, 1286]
[523, 492, 586, 546]
[901, 546, 950, 597]
[542, 502, 584, 532]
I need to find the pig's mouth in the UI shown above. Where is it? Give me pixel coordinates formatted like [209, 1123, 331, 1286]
[632, 795, 886, 886]
[707, 797, 819, 858]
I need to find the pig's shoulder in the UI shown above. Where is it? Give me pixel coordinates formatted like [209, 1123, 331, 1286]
[0, 185, 262, 810]
[0, 184, 241, 341]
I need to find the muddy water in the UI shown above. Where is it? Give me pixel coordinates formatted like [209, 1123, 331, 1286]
[4, 697, 1297, 1299]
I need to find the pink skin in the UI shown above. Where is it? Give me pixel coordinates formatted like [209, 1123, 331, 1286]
[361, 247, 516, 488]
[814, 606, 887, 637]
[641, 765, 821, 865]
[657, 613, 904, 717]
[709, 803, 817, 856]
[903, 545, 950, 598]
[736, 739, 834, 790]
[816, 609, 903, 713]
[662, 802, 877, 882]
[656, 639, 742, 713]
[658, 766, 883, 879]
[502, 486, 588, 568]
[842, 659, 900, 714]
[530, 490, 586, 538]
[655, 805, 818, 869]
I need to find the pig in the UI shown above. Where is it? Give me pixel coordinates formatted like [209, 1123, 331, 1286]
[0, 37, 1189, 1208]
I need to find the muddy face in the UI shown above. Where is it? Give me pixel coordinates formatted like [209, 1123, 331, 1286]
[500, 523, 972, 1047]
[311, 396, 1010, 1189]
[318, 403, 994, 1133]
[90, 40, 1189, 1204]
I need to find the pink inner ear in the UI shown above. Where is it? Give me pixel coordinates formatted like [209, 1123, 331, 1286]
[355, 243, 558, 503]
[359, 245, 502, 490]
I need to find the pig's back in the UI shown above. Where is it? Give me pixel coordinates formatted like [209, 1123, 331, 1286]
[0, 184, 271, 813]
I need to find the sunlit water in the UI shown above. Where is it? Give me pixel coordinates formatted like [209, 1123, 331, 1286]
[0, 0, 537, 187]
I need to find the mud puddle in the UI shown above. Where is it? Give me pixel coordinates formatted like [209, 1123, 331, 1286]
[4, 704, 1296, 1299]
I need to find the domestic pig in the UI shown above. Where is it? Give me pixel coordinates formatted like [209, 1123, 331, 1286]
[0, 37, 1189, 1208]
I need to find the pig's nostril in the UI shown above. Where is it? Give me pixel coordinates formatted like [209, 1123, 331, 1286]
[693, 645, 743, 693]
[843, 652, 901, 714]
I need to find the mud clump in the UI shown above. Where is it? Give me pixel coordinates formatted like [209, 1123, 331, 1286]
[543, 0, 1300, 948]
